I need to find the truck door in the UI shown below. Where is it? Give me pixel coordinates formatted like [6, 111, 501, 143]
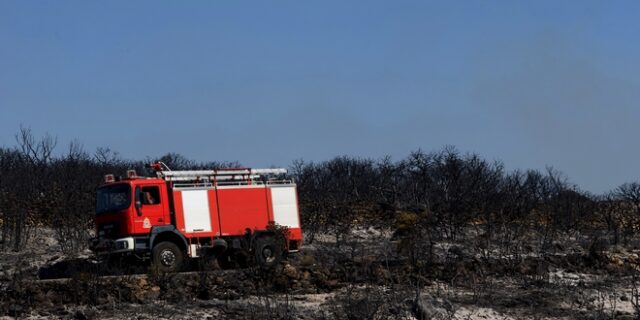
[133, 184, 168, 233]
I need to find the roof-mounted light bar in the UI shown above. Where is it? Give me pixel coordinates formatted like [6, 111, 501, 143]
[159, 168, 287, 178]
[146, 161, 287, 182]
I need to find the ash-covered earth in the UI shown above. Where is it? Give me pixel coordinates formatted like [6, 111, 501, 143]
[1, 228, 639, 319]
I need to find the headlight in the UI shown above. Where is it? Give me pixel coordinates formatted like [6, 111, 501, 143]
[116, 241, 128, 250]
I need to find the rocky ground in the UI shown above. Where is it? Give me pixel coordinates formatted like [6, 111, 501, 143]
[0, 228, 639, 319]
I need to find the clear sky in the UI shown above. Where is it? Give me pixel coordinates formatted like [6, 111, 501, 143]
[1, 1, 639, 193]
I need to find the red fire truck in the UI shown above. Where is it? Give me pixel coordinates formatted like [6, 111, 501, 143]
[89, 162, 303, 271]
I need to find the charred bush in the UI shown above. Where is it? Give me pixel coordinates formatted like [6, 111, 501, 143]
[0, 260, 35, 316]
[329, 285, 413, 320]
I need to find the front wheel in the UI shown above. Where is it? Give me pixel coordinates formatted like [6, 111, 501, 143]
[254, 236, 282, 270]
[152, 241, 184, 272]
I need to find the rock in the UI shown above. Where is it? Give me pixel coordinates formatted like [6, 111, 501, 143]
[283, 264, 298, 279]
[608, 255, 621, 265]
[414, 297, 447, 319]
[299, 255, 316, 267]
[366, 227, 381, 237]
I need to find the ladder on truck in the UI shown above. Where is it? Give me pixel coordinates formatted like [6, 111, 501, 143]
[149, 162, 290, 187]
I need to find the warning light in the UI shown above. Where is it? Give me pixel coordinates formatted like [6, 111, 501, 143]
[104, 174, 115, 183]
[127, 170, 137, 179]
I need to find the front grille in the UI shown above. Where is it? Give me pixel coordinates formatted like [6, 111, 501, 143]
[98, 222, 121, 239]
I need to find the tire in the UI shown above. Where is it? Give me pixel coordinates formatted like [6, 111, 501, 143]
[254, 236, 282, 270]
[152, 241, 184, 272]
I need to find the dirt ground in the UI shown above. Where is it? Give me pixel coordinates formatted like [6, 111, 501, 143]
[1, 228, 639, 319]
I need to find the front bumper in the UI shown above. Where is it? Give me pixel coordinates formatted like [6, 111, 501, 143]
[89, 236, 135, 254]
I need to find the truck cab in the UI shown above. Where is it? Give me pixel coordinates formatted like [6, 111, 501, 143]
[92, 173, 171, 254]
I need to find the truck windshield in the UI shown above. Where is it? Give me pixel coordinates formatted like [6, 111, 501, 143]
[96, 184, 131, 214]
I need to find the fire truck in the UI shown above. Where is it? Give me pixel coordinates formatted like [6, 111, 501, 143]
[89, 162, 303, 271]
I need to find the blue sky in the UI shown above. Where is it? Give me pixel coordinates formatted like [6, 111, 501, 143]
[1, 1, 639, 193]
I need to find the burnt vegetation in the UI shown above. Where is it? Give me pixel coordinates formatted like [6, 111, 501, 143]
[0, 128, 639, 319]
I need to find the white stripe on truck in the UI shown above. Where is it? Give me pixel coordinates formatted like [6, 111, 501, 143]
[270, 186, 300, 228]
[181, 189, 212, 232]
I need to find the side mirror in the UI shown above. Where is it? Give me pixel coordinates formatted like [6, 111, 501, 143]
[135, 187, 142, 216]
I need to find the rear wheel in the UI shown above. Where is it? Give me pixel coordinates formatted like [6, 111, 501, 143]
[254, 236, 282, 269]
[152, 241, 184, 272]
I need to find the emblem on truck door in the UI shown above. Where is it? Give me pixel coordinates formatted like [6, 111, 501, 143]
[143, 217, 151, 229]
